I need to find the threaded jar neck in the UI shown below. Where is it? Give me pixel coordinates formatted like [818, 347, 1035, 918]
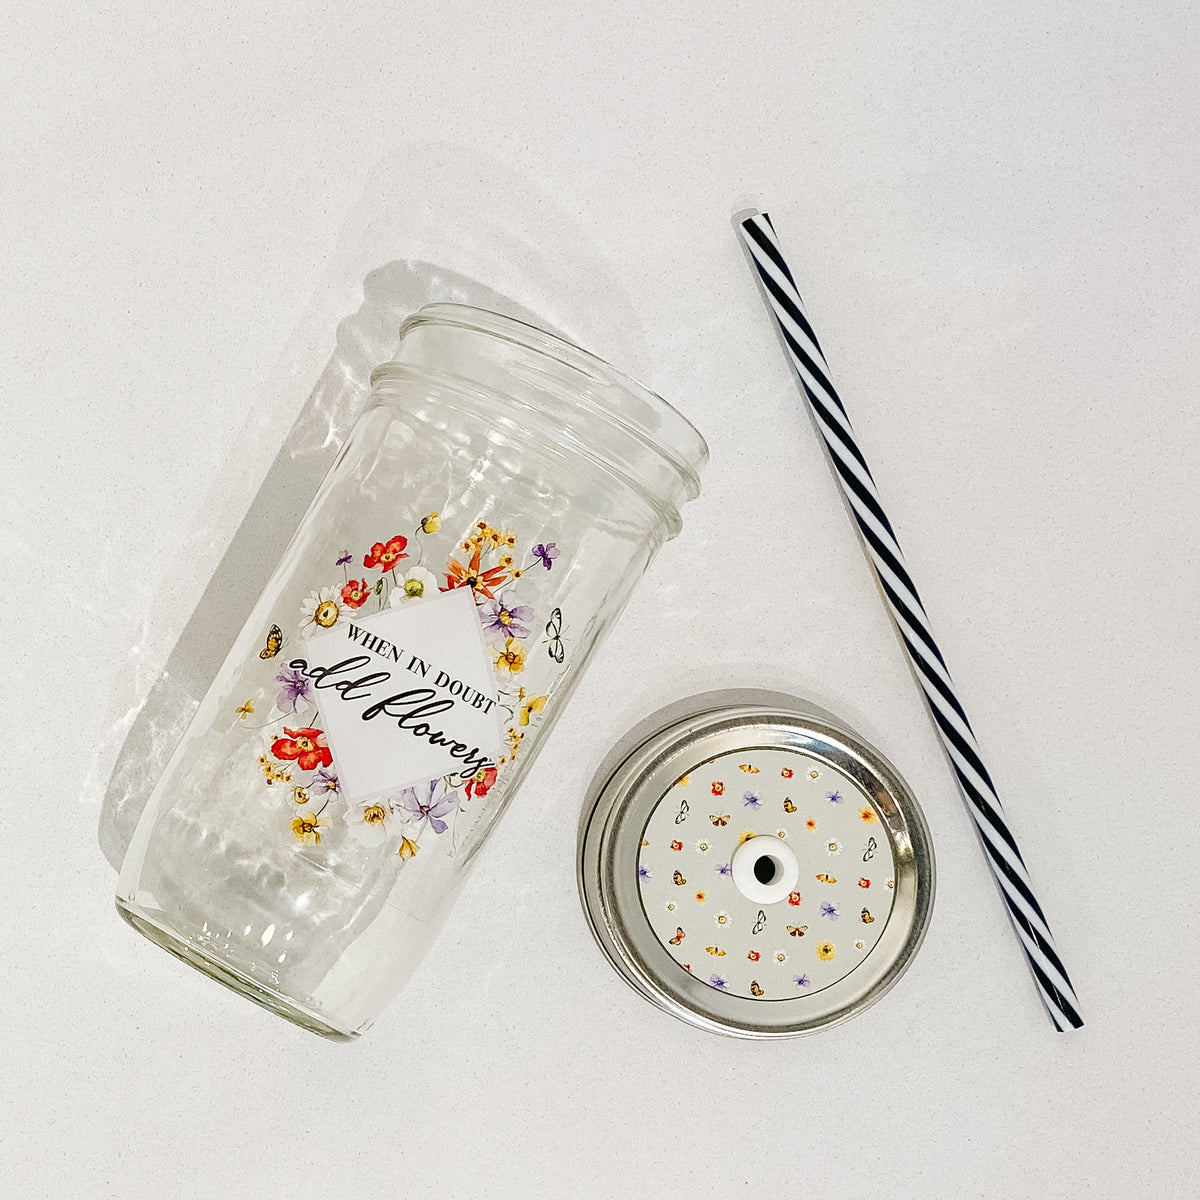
[370, 304, 708, 538]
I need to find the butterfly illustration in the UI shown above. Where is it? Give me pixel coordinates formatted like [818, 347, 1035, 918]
[738, 763, 760, 774]
[787, 924, 808, 937]
[709, 814, 730, 826]
[672, 870, 687, 886]
[235, 700, 255, 719]
[783, 798, 797, 813]
[861, 908, 875, 924]
[705, 946, 726, 957]
[749, 980, 764, 997]
[259, 624, 283, 659]
[816, 873, 837, 884]
[863, 836, 878, 862]
[669, 927, 685, 946]
[545, 607, 564, 664]
[752, 910, 767, 935]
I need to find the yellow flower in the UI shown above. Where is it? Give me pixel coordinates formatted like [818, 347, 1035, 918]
[817, 941, 836, 961]
[419, 512, 441, 533]
[362, 803, 388, 828]
[499, 529, 518, 548]
[483, 525, 502, 546]
[505, 727, 524, 755]
[519, 694, 547, 726]
[292, 785, 311, 806]
[499, 553, 514, 569]
[676, 774, 690, 787]
[858, 806, 878, 823]
[291, 810, 330, 845]
[511, 568, 523, 579]
[235, 699, 254, 719]
[398, 836, 419, 860]
[493, 637, 526, 675]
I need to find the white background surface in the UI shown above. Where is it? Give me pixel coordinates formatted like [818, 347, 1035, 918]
[3, 3, 1197, 1197]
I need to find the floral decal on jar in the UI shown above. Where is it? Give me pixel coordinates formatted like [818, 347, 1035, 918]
[244, 509, 565, 860]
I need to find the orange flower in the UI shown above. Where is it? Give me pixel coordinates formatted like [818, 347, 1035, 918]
[364, 534, 409, 572]
[464, 765, 498, 799]
[859, 806, 878, 823]
[271, 726, 332, 772]
[340, 579, 372, 609]
[445, 543, 507, 599]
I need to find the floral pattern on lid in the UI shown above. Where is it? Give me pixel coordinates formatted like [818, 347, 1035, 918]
[637, 746, 897, 1000]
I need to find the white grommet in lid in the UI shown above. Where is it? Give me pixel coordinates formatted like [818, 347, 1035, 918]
[731, 834, 800, 905]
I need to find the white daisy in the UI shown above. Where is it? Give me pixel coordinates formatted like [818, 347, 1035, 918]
[340, 797, 413, 848]
[774, 949, 789, 964]
[298, 586, 343, 635]
[389, 566, 439, 605]
[714, 910, 732, 927]
[694, 838, 712, 855]
[854, 940, 866, 951]
[825, 837, 843, 856]
[665, 901, 677, 913]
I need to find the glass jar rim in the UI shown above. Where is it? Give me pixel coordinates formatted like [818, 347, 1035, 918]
[380, 303, 709, 502]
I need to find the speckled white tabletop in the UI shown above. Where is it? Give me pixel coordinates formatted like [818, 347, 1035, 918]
[4, 3, 1197, 1196]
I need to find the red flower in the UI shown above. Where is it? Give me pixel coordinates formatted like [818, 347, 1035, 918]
[711, 781, 725, 796]
[364, 534, 409, 572]
[858, 877, 871, 889]
[747, 950, 761, 962]
[780, 767, 794, 778]
[445, 543, 507, 600]
[670, 840, 683, 852]
[464, 765, 498, 799]
[787, 891, 802, 906]
[341, 579, 371, 609]
[271, 727, 332, 772]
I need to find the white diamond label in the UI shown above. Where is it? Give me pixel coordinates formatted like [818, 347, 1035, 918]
[288, 587, 502, 802]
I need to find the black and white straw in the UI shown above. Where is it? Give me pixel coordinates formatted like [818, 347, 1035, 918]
[738, 210, 1083, 1031]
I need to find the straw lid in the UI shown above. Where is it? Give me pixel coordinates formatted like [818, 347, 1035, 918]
[577, 692, 934, 1037]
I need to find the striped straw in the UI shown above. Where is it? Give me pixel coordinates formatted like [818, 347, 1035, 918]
[738, 211, 1083, 1031]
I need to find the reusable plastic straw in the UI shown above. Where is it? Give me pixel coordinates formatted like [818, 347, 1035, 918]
[738, 210, 1083, 1031]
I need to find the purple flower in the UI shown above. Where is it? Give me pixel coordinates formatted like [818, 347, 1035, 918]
[638, 865, 652, 881]
[716, 863, 732, 877]
[820, 901, 839, 920]
[532, 542, 559, 570]
[275, 665, 313, 714]
[336, 550, 352, 566]
[397, 779, 457, 835]
[826, 790, 844, 804]
[742, 791, 761, 809]
[708, 974, 728, 990]
[482, 591, 534, 639]
[311, 767, 340, 797]
[793, 974, 811, 988]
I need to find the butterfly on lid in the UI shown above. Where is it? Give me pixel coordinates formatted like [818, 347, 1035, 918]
[669, 927, 685, 946]
[259, 624, 283, 659]
[815, 873, 837, 884]
[704, 946, 726, 957]
[749, 980, 764, 997]
[545, 607, 564, 664]
[709, 814, 730, 826]
[860, 908, 875, 924]
[672, 870, 687, 886]
[787, 925, 808, 937]
[783, 798, 797, 813]
[738, 763, 760, 774]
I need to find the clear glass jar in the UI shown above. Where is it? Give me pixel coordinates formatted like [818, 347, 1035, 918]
[116, 303, 708, 1040]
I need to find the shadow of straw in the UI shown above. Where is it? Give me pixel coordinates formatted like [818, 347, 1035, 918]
[97, 262, 552, 870]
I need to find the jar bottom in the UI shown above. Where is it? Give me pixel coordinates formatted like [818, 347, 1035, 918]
[115, 897, 359, 1042]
